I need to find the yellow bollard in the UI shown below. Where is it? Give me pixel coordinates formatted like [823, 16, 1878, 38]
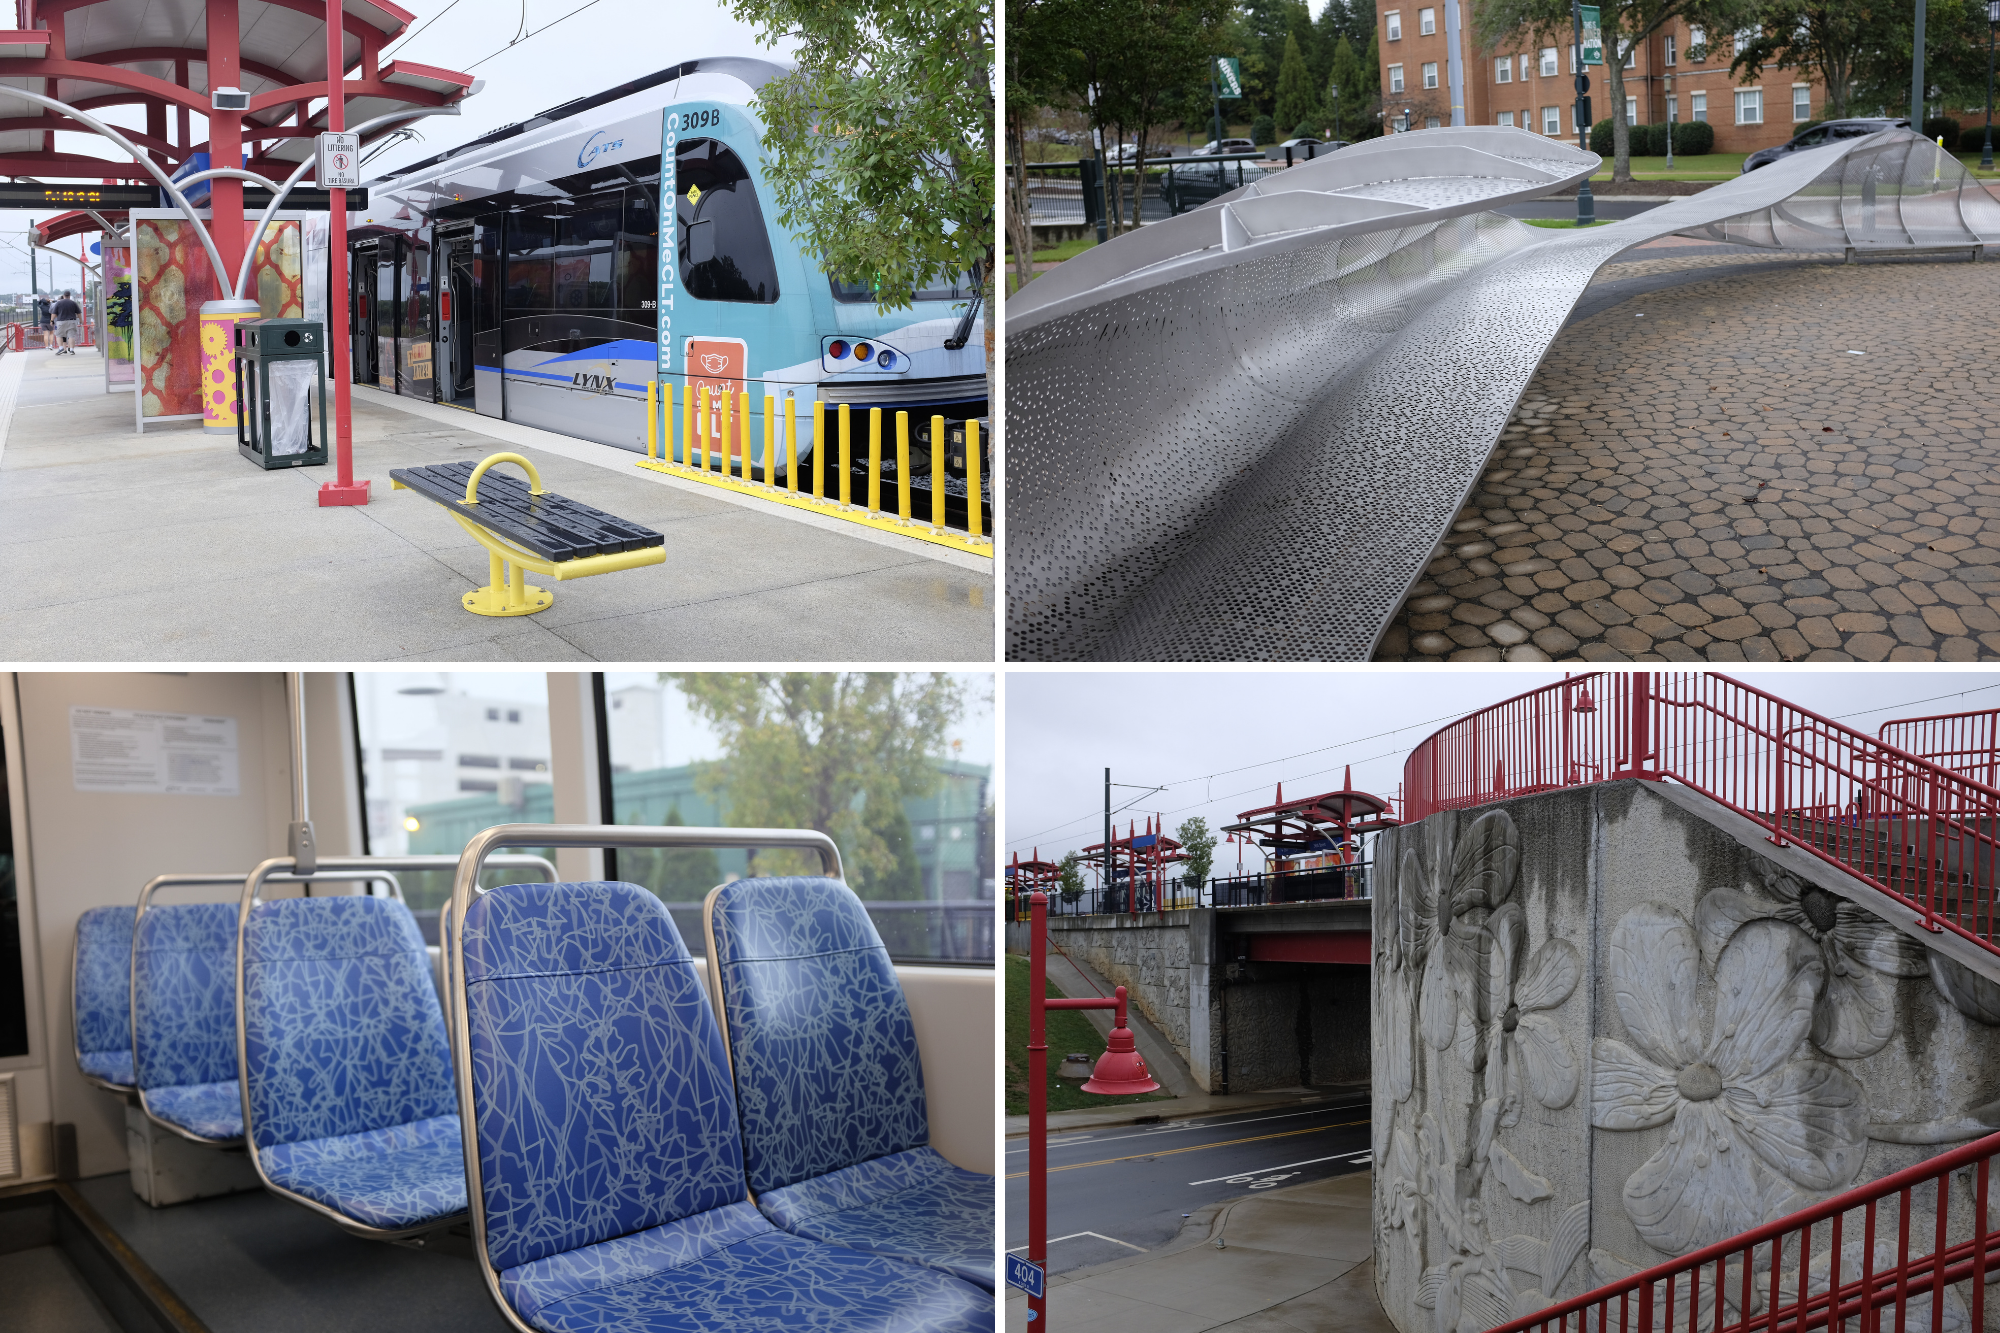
[786, 397, 799, 494]
[868, 407, 883, 513]
[812, 400, 824, 499]
[681, 381, 693, 468]
[647, 383, 658, 461]
[966, 418, 983, 538]
[660, 382, 672, 465]
[838, 403, 851, 506]
[698, 386, 710, 471]
[763, 394, 775, 485]
[738, 390, 752, 481]
[721, 391, 734, 478]
[896, 411, 911, 521]
[931, 414, 946, 528]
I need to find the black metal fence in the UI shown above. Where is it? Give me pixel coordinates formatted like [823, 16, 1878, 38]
[1011, 855, 1372, 920]
[1009, 153, 1268, 233]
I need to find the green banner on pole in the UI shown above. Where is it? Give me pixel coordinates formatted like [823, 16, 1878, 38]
[1215, 57, 1244, 98]
[1579, 6, 1602, 64]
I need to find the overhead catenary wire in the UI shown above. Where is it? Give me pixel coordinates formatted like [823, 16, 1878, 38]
[463, 0, 610, 72]
[1006, 678, 2000, 858]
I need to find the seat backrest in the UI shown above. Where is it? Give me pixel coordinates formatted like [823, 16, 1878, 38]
[74, 905, 135, 1069]
[133, 902, 240, 1091]
[458, 881, 745, 1273]
[705, 876, 929, 1195]
[242, 895, 456, 1151]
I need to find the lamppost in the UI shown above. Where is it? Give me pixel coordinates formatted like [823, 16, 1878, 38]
[1571, 0, 1596, 226]
[1664, 59, 1676, 170]
[1984, 0, 1999, 169]
[1021, 889, 1160, 1325]
[1330, 80, 1341, 141]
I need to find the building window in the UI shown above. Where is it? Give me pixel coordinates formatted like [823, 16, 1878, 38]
[1665, 34, 1676, 65]
[506, 757, 549, 772]
[1419, 7, 1435, 33]
[1425, 115, 1441, 128]
[506, 709, 521, 723]
[1540, 47, 1557, 77]
[1389, 63, 1405, 93]
[1734, 27, 1754, 56]
[1691, 90, 1707, 122]
[382, 747, 443, 762]
[1793, 85, 1811, 120]
[1496, 56, 1512, 83]
[486, 707, 500, 721]
[459, 778, 499, 793]
[1386, 10, 1401, 40]
[1667, 94, 1678, 121]
[1542, 105, 1560, 134]
[1626, 96, 1638, 123]
[1520, 54, 1531, 80]
[1624, 42, 1637, 68]
[459, 753, 501, 768]
[1736, 87, 1762, 123]
[1422, 61, 1438, 89]
[1498, 110, 1515, 126]
[1689, 26, 1705, 60]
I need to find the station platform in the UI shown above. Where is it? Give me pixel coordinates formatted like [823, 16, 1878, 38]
[0, 349, 992, 661]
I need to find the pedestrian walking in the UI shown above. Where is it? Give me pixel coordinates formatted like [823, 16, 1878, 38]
[34, 295, 51, 349]
[52, 290, 81, 355]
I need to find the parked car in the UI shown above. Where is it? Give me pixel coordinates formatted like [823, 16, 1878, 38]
[1270, 137, 1349, 163]
[1193, 137, 1256, 156]
[1106, 142, 1143, 164]
[1741, 118, 1909, 172]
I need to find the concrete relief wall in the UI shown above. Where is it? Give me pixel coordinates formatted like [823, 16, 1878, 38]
[1373, 781, 2000, 1333]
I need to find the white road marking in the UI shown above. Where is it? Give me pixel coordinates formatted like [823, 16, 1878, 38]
[1187, 1148, 1370, 1187]
[1004, 1231, 1150, 1254]
[1004, 1101, 1370, 1155]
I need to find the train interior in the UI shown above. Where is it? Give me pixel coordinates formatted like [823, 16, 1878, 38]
[0, 672, 996, 1333]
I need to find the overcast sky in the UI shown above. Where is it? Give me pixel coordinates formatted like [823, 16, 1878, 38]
[1003, 671, 2000, 872]
[0, 0, 791, 290]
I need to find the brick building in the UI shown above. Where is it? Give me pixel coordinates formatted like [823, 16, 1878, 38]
[1377, 8, 1832, 155]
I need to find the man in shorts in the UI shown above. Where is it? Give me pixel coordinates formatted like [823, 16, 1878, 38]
[52, 290, 81, 354]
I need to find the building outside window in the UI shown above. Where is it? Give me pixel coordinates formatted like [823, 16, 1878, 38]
[1425, 115, 1441, 127]
[1389, 63, 1405, 93]
[1540, 47, 1557, 76]
[1498, 110, 1515, 126]
[1734, 27, 1753, 56]
[1520, 54, 1531, 80]
[1691, 90, 1707, 122]
[1736, 87, 1762, 123]
[1422, 61, 1438, 89]
[1667, 94, 1678, 121]
[1542, 105, 1560, 134]
[1387, 10, 1401, 39]
[1419, 7, 1435, 34]
[1624, 42, 1636, 68]
[1689, 26, 1705, 59]
[1627, 96, 1638, 123]
[1793, 85, 1811, 120]
[1665, 34, 1676, 64]
[1496, 56, 1511, 83]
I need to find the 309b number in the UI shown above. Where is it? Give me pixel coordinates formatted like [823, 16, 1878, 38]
[675, 108, 721, 131]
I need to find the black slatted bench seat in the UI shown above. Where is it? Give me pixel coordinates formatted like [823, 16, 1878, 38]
[390, 452, 665, 617]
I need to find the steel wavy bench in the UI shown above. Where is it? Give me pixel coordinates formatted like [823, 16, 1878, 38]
[389, 452, 664, 617]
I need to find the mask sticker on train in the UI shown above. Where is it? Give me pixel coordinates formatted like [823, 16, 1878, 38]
[685, 336, 748, 438]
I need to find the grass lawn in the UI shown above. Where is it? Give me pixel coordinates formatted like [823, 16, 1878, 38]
[1005, 235, 1100, 293]
[1588, 153, 1746, 179]
[1004, 952, 1174, 1117]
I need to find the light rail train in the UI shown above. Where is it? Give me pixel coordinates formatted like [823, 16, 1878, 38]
[0, 672, 996, 1332]
[347, 58, 988, 462]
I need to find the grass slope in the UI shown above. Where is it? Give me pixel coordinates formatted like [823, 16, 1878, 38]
[1004, 951, 1173, 1116]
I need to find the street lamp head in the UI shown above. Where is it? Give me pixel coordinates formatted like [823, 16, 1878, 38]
[1990, 0, 2000, 24]
[1082, 1021, 1160, 1095]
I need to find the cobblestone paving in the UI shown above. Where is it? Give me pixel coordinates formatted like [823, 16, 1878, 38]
[1375, 252, 2000, 662]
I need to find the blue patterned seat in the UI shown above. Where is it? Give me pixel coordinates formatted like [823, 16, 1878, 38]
[73, 905, 137, 1091]
[460, 880, 992, 1333]
[704, 877, 994, 1292]
[132, 901, 243, 1143]
[240, 894, 466, 1234]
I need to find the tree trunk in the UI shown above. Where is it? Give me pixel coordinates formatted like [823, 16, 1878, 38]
[1007, 120, 1035, 295]
[1607, 38, 1631, 183]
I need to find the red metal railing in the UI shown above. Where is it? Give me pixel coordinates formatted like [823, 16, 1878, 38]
[1402, 672, 2000, 959]
[1881, 709, 2000, 799]
[1485, 1129, 2000, 1333]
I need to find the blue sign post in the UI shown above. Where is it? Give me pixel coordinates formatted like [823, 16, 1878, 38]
[1006, 1253, 1046, 1301]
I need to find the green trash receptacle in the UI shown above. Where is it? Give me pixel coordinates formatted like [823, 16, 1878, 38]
[234, 317, 329, 470]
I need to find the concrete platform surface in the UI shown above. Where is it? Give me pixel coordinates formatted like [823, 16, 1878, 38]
[1005, 1170, 1397, 1333]
[0, 350, 993, 661]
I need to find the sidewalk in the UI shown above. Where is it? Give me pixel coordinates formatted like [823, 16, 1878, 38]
[1006, 1170, 1395, 1333]
[0, 349, 992, 661]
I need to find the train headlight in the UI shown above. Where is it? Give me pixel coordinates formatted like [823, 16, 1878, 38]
[876, 349, 898, 371]
[853, 342, 873, 362]
[827, 339, 850, 360]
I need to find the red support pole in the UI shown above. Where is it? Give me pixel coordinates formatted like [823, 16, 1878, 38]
[1027, 890, 1049, 1328]
[1631, 671, 1653, 778]
[318, 0, 367, 506]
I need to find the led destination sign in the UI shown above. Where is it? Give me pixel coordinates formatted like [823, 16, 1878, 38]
[0, 184, 368, 210]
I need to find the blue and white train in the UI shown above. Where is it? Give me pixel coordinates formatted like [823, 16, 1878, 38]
[347, 57, 986, 458]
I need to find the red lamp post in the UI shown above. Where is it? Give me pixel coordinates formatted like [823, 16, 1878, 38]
[1023, 889, 1159, 1326]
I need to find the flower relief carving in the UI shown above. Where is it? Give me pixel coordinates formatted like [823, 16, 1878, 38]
[1592, 902, 1869, 1258]
[1695, 860, 1928, 1059]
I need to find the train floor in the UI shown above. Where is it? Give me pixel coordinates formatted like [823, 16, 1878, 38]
[0, 348, 993, 662]
[74, 1171, 511, 1333]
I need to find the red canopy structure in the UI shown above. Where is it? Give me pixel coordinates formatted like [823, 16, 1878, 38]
[1223, 768, 1400, 862]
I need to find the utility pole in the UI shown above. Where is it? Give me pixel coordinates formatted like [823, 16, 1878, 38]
[1571, 0, 1596, 226]
[1103, 767, 1112, 911]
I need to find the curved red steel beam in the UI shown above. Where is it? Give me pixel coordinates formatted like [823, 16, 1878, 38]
[32, 0, 407, 46]
[60, 46, 299, 90]
[0, 113, 178, 157]
[0, 151, 157, 177]
[0, 59, 210, 115]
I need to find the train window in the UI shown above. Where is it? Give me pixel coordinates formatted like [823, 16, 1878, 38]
[674, 138, 780, 304]
[504, 210, 558, 313]
[598, 672, 995, 966]
[830, 270, 979, 305]
[352, 673, 555, 920]
[616, 189, 658, 323]
[0, 709, 25, 1057]
[555, 194, 619, 319]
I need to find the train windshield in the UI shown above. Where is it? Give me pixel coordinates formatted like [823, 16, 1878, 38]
[675, 137, 780, 303]
[829, 269, 980, 304]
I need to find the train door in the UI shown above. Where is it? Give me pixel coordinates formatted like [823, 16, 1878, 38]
[350, 238, 378, 386]
[398, 235, 433, 400]
[373, 241, 399, 391]
[437, 224, 475, 408]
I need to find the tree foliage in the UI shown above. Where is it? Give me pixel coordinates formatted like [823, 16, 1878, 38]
[618, 803, 724, 902]
[1057, 850, 1086, 903]
[1475, 0, 1756, 180]
[1176, 816, 1218, 889]
[729, 0, 991, 315]
[664, 672, 965, 897]
[1727, 0, 1877, 117]
[1274, 33, 1321, 132]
